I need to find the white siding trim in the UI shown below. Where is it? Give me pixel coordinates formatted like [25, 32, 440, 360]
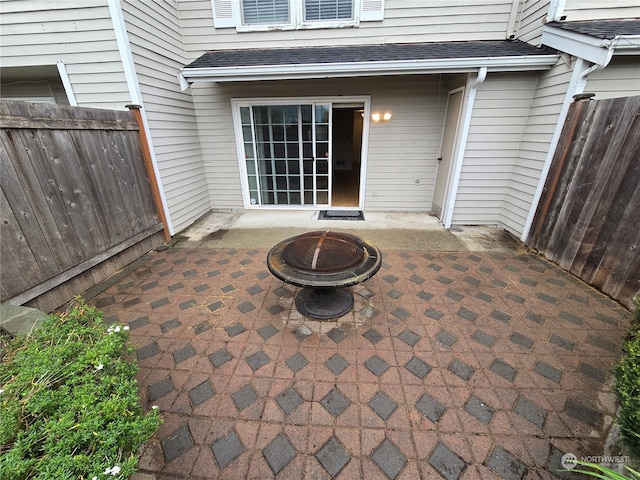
[520, 57, 588, 241]
[108, 0, 141, 105]
[56, 61, 77, 106]
[108, 0, 174, 234]
[442, 69, 486, 228]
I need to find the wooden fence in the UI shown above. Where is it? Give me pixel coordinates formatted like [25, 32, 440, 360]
[1, 101, 166, 312]
[527, 94, 640, 310]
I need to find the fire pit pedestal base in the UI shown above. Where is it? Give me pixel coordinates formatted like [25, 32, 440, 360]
[267, 231, 381, 321]
[295, 287, 354, 321]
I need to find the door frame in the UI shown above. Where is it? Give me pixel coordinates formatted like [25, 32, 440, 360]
[231, 96, 371, 210]
[432, 86, 465, 220]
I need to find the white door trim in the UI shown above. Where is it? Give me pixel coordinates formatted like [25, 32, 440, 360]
[441, 68, 487, 228]
[231, 96, 371, 210]
[432, 86, 465, 219]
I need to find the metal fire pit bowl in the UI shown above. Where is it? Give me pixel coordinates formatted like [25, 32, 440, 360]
[267, 231, 382, 320]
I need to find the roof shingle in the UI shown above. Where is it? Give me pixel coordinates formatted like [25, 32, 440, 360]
[185, 40, 554, 69]
[546, 19, 640, 39]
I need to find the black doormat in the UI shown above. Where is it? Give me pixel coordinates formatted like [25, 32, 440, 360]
[318, 210, 365, 221]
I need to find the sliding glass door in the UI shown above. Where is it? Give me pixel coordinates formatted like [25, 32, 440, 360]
[238, 103, 331, 207]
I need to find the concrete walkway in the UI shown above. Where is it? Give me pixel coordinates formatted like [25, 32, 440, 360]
[88, 211, 631, 479]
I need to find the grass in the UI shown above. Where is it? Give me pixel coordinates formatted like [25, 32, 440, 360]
[0, 299, 162, 480]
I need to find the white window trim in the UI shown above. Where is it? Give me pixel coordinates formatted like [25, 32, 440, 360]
[231, 95, 371, 210]
[234, 0, 361, 32]
[213, 0, 381, 31]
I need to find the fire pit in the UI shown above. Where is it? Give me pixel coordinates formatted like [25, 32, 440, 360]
[267, 231, 381, 320]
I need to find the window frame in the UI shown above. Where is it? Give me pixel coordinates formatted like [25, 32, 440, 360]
[234, 0, 361, 32]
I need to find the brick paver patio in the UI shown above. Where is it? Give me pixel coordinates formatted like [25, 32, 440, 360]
[90, 241, 631, 479]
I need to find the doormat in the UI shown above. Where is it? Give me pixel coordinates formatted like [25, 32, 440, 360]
[318, 210, 365, 221]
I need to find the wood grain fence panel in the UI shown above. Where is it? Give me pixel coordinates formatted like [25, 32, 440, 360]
[575, 103, 640, 282]
[0, 190, 38, 297]
[48, 128, 110, 252]
[1, 131, 67, 276]
[1, 100, 163, 311]
[75, 129, 129, 242]
[528, 95, 640, 309]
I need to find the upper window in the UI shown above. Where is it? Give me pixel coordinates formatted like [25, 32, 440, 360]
[212, 0, 383, 31]
[304, 0, 353, 22]
[243, 0, 290, 25]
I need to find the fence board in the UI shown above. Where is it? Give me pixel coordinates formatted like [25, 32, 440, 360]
[528, 95, 640, 309]
[1, 101, 164, 312]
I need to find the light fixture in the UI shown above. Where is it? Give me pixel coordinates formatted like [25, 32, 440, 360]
[371, 112, 392, 122]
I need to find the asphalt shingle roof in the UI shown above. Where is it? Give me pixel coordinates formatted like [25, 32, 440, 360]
[185, 39, 554, 69]
[546, 19, 640, 39]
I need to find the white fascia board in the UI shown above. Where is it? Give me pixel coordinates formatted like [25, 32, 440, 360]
[181, 55, 559, 83]
[542, 25, 614, 65]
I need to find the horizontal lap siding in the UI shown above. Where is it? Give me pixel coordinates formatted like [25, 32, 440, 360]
[191, 76, 448, 211]
[502, 60, 572, 236]
[518, 0, 550, 45]
[0, 1, 130, 110]
[453, 74, 538, 227]
[121, 1, 211, 233]
[563, 0, 640, 21]
[586, 57, 640, 100]
[178, 0, 515, 55]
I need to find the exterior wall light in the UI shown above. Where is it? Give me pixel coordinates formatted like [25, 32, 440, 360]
[371, 112, 392, 122]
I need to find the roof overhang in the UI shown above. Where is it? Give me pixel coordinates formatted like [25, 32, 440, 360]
[179, 41, 559, 87]
[542, 24, 640, 67]
[181, 55, 559, 84]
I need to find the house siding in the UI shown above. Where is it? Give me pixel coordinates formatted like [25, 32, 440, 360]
[178, 0, 518, 57]
[120, 0, 211, 233]
[562, 0, 640, 21]
[518, 0, 550, 45]
[585, 57, 640, 100]
[501, 59, 574, 236]
[452, 73, 538, 228]
[190, 75, 449, 211]
[0, 1, 130, 111]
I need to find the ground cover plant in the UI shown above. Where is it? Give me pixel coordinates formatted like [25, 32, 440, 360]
[0, 299, 162, 480]
[613, 297, 640, 460]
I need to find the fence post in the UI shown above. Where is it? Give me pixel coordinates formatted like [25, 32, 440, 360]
[126, 105, 171, 242]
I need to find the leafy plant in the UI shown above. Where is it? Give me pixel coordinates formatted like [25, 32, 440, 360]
[613, 297, 640, 459]
[0, 299, 162, 480]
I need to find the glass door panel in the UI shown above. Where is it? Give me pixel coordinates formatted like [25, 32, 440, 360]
[240, 103, 331, 207]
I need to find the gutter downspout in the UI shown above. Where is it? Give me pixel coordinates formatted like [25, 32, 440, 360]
[108, 0, 174, 236]
[521, 48, 614, 243]
[442, 66, 487, 229]
[547, 0, 566, 22]
[506, 0, 523, 39]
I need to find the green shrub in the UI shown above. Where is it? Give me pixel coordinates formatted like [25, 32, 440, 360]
[613, 297, 640, 459]
[0, 300, 162, 480]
